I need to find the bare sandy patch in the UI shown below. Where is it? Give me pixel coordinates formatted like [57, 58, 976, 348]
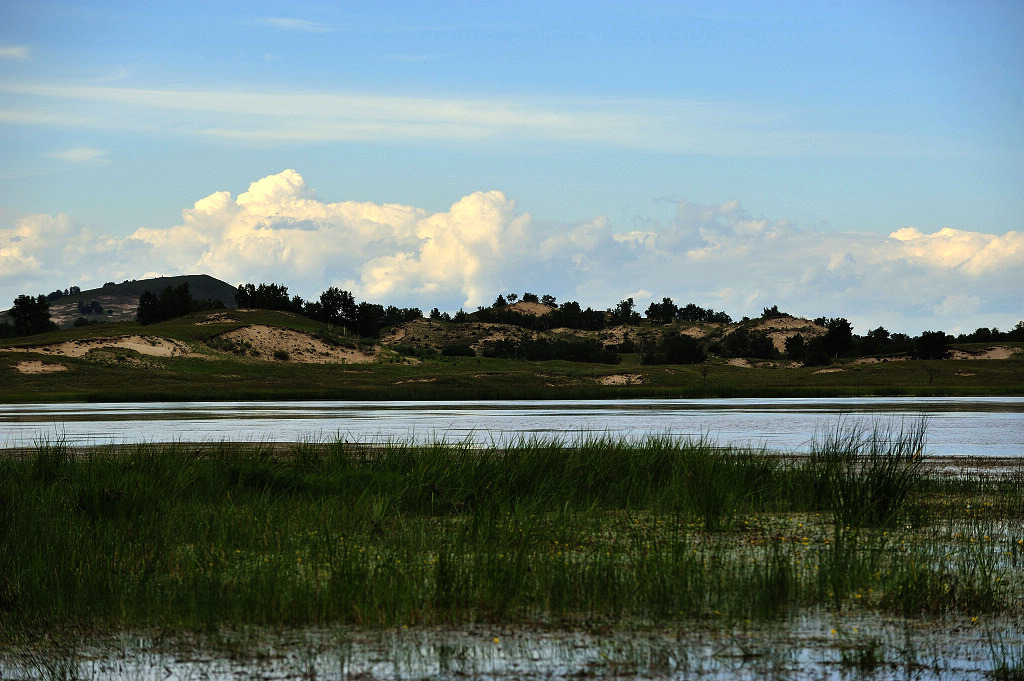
[750, 316, 821, 332]
[679, 326, 707, 339]
[507, 301, 554, 316]
[597, 373, 643, 385]
[8, 336, 191, 358]
[955, 371, 977, 377]
[813, 367, 844, 374]
[852, 356, 909, 364]
[469, 323, 532, 351]
[726, 358, 752, 368]
[218, 325, 376, 363]
[597, 326, 634, 346]
[749, 317, 826, 352]
[950, 346, 1021, 360]
[395, 377, 436, 384]
[382, 325, 409, 344]
[14, 360, 68, 374]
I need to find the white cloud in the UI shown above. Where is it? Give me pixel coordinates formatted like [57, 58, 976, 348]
[0, 82, 951, 157]
[0, 46, 30, 60]
[1, 170, 1020, 333]
[888, 226, 1024, 276]
[46, 147, 108, 163]
[258, 18, 335, 33]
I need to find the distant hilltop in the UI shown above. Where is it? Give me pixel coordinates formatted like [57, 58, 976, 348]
[2, 274, 238, 329]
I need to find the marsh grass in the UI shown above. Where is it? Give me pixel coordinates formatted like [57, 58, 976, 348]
[988, 630, 1024, 681]
[804, 419, 927, 527]
[0, 428, 1020, 642]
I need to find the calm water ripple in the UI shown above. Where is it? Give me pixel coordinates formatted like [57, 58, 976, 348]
[1, 397, 1022, 457]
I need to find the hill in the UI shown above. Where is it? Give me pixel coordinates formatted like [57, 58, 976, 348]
[0, 306, 1021, 402]
[2, 274, 238, 328]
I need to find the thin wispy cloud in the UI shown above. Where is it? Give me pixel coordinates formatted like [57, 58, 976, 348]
[0, 45, 31, 60]
[258, 17, 335, 33]
[46, 147, 108, 163]
[0, 82, 949, 158]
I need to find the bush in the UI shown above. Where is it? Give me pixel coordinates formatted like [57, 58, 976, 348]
[441, 343, 476, 357]
[645, 334, 707, 365]
[273, 349, 290, 361]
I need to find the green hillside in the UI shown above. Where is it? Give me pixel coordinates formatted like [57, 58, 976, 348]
[2, 274, 238, 328]
[87, 274, 238, 304]
[0, 306, 1021, 402]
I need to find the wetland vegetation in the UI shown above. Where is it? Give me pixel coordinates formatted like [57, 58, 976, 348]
[2, 425, 1022, 677]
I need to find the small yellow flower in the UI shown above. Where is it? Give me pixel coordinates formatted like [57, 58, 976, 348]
[493, 637, 500, 644]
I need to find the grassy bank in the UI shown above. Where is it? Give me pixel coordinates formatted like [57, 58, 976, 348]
[1, 426, 1021, 641]
[2, 349, 1022, 402]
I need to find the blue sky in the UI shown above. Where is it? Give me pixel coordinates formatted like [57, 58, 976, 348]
[1, 1, 1022, 334]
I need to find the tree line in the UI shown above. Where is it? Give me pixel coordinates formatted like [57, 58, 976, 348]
[233, 283, 422, 338]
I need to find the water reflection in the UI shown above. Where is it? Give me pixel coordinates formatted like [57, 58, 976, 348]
[1, 397, 1022, 457]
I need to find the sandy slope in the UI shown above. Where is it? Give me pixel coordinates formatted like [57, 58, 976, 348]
[7, 335, 191, 358]
[218, 325, 376, 363]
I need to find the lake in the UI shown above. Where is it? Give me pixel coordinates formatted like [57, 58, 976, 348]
[2, 396, 1023, 457]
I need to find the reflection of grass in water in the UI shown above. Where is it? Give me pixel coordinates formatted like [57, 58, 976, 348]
[0, 427, 1020, 644]
[8, 619, 1024, 680]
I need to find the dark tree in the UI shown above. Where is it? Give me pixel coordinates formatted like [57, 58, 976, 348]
[234, 283, 295, 311]
[316, 287, 357, 327]
[137, 283, 224, 325]
[10, 295, 56, 336]
[822, 318, 853, 357]
[521, 292, 539, 303]
[859, 326, 891, 355]
[802, 336, 832, 366]
[646, 297, 678, 324]
[640, 334, 706, 365]
[610, 298, 641, 325]
[748, 331, 778, 359]
[676, 302, 732, 324]
[723, 328, 749, 357]
[540, 294, 557, 307]
[493, 294, 508, 308]
[78, 300, 104, 315]
[913, 330, 950, 360]
[785, 334, 806, 360]
[721, 328, 776, 360]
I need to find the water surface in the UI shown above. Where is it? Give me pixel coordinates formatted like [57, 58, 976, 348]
[2, 397, 1022, 457]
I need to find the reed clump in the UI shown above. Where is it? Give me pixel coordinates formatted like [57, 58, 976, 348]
[0, 426, 1019, 639]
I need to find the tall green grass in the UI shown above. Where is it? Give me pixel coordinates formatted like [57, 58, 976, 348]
[0, 429, 1018, 639]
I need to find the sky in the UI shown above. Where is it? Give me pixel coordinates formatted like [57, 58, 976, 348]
[1, 1, 1022, 335]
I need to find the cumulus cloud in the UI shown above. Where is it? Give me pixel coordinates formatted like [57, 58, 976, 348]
[1, 170, 1021, 333]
